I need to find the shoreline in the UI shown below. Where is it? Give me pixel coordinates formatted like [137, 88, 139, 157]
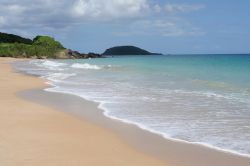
[2, 57, 250, 166]
[14, 59, 250, 159]
[46, 86, 250, 158]
[14, 61, 250, 165]
[97, 98, 250, 158]
[0, 57, 169, 166]
[19, 89, 250, 166]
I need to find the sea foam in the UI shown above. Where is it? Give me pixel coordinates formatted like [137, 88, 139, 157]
[30, 60, 67, 71]
[71, 63, 101, 70]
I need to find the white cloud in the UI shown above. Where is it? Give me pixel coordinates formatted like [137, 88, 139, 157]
[71, 0, 150, 19]
[71, 1, 205, 19]
[0, 0, 151, 29]
[0, 0, 206, 37]
[6, 4, 26, 14]
[164, 4, 205, 13]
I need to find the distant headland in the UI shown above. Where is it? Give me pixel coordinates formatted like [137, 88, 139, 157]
[102, 46, 161, 56]
[0, 32, 161, 59]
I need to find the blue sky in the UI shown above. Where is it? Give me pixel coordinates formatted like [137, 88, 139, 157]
[0, 0, 250, 54]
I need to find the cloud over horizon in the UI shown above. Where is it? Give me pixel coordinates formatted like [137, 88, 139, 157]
[0, 0, 205, 37]
[71, 0, 150, 19]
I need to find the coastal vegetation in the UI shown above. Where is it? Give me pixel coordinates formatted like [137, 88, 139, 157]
[0, 32, 32, 44]
[0, 32, 101, 59]
[0, 33, 65, 58]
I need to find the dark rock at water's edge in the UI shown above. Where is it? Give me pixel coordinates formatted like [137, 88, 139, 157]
[66, 50, 102, 59]
[102, 46, 162, 56]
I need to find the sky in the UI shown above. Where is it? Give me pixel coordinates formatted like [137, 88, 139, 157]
[0, 0, 250, 54]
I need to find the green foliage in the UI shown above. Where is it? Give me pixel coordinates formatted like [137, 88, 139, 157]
[0, 43, 27, 58]
[33, 36, 64, 49]
[0, 34, 65, 58]
[0, 32, 33, 44]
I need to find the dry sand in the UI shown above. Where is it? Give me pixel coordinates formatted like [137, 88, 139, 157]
[0, 57, 169, 166]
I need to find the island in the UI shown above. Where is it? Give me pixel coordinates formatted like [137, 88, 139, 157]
[0, 32, 101, 59]
[102, 46, 161, 56]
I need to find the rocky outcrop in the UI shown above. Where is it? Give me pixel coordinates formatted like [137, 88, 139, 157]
[65, 49, 102, 59]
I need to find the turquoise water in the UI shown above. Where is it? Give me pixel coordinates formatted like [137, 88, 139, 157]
[15, 54, 250, 156]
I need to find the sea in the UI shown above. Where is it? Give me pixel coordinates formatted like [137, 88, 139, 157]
[14, 54, 250, 157]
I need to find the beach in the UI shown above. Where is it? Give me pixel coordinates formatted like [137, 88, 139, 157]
[1, 57, 250, 166]
[1, 0, 250, 165]
[0, 57, 168, 166]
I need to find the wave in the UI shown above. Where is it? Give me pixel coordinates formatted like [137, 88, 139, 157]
[71, 63, 102, 70]
[29, 60, 67, 71]
[43, 73, 76, 83]
[71, 63, 112, 70]
[169, 89, 250, 104]
[42, 60, 67, 67]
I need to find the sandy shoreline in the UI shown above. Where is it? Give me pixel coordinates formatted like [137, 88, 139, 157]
[19, 87, 250, 166]
[0, 57, 168, 166]
[1, 57, 250, 166]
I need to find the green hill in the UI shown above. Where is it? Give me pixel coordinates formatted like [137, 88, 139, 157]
[0, 32, 32, 44]
[0, 33, 66, 58]
[102, 46, 161, 55]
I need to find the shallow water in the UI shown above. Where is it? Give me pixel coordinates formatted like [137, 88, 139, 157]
[15, 54, 250, 156]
